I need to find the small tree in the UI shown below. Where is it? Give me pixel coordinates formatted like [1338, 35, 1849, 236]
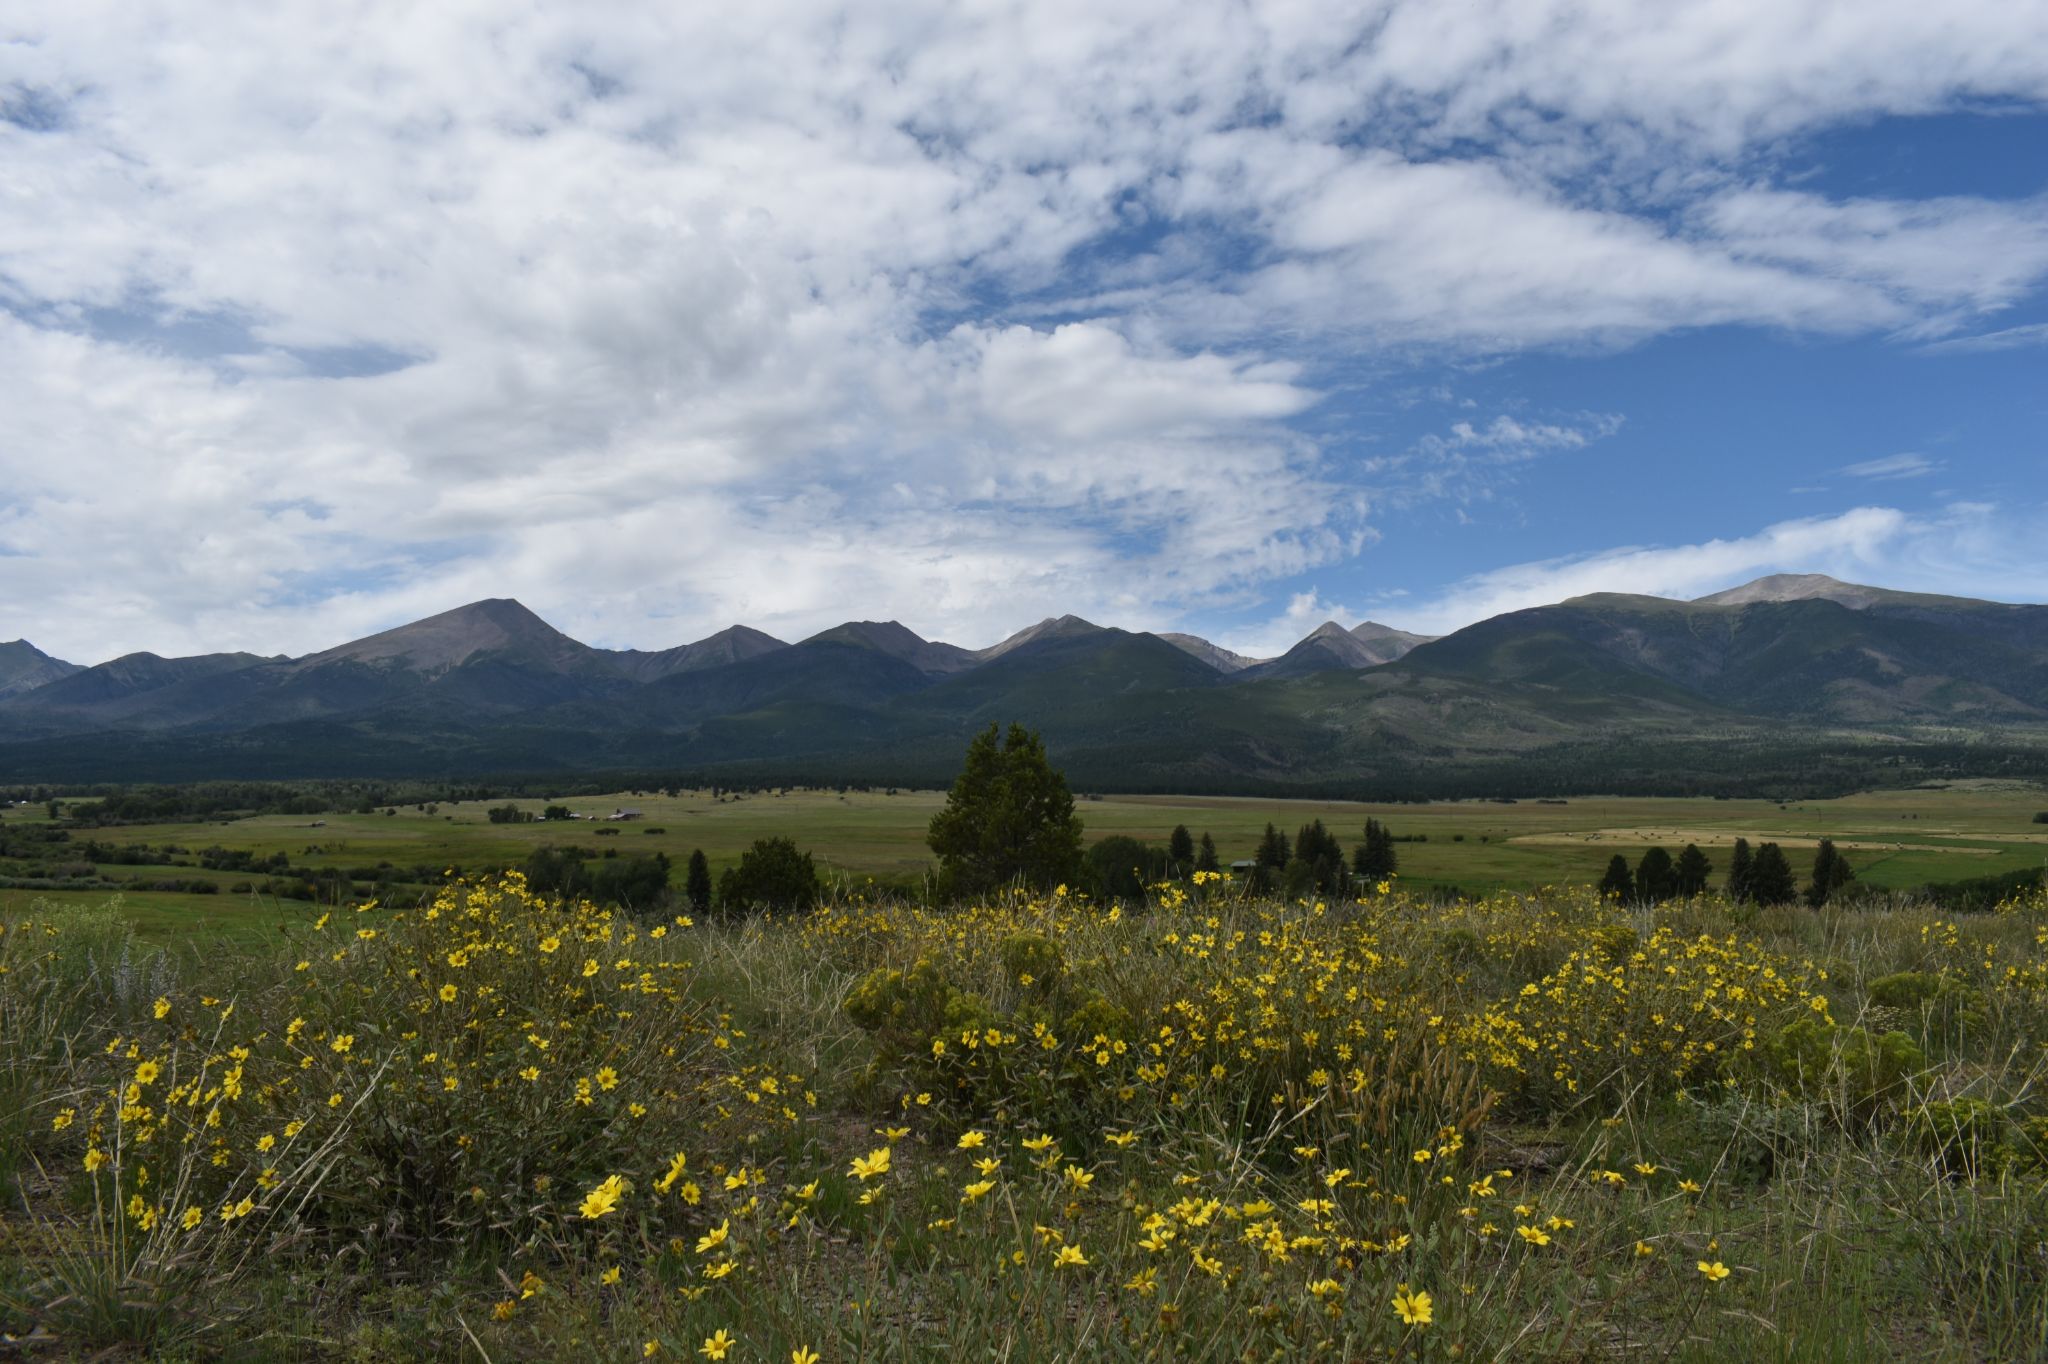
[926, 724, 1084, 897]
[1674, 843, 1712, 898]
[1085, 835, 1160, 904]
[1168, 824, 1196, 875]
[1635, 847, 1676, 904]
[1748, 842, 1798, 906]
[1248, 823, 1290, 891]
[1293, 819, 1347, 894]
[1352, 818, 1397, 880]
[1195, 832, 1220, 874]
[1727, 838, 1754, 903]
[1805, 839, 1856, 909]
[717, 837, 819, 916]
[685, 849, 712, 915]
[1598, 854, 1635, 901]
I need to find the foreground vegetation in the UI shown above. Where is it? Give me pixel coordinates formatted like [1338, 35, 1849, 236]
[4, 872, 2046, 1361]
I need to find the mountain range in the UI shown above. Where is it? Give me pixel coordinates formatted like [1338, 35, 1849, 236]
[3, 575, 2045, 794]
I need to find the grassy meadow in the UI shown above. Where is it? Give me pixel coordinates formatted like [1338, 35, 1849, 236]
[6, 781, 2046, 942]
[4, 865, 2048, 1361]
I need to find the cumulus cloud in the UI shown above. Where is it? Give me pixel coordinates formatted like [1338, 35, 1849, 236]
[1, 0, 2045, 660]
[1385, 503, 2048, 635]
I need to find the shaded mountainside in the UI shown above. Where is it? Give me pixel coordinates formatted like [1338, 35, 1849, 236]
[3, 574, 2047, 790]
[0, 639, 84, 699]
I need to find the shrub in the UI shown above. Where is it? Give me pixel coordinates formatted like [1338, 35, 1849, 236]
[997, 932, 1062, 989]
[1763, 1017, 1924, 1124]
[1083, 835, 1157, 904]
[717, 837, 819, 915]
[1909, 1098, 2011, 1179]
[1868, 971, 1942, 1009]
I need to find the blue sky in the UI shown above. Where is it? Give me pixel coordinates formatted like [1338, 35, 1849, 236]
[1, 3, 2045, 663]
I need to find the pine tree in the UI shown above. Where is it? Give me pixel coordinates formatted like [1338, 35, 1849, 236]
[1195, 832, 1220, 874]
[927, 723, 1085, 896]
[685, 849, 712, 914]
[1168, 824, 1196, 875]
[1674, 843, 1712, 898]
[1635, 847, 1676, 903]
[1291, 819, 1346, 892]
[1727, 838, 1754, 903]
[1598, 854, 1635, 901]
[1352, 818, 1397, 880]
[1805, 839, 1856, 908]
[1252, 822, 1291, 892]
[1748, 842, 1797, 906]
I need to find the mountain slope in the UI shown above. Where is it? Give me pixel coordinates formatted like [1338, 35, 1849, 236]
[1158, 633, 1265, 673]
[603, 625, 788, 683]
[1349, 621, 1436, 665]
[804, 621, 978, 675]
[0, 640, 83, 698]
[294, 599, 605, 677]
[973, 615, 1109, 663]
[1238, 622, 1384, 681]
[1394, 589, 2048, 722]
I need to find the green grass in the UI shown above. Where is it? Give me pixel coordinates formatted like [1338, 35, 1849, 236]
[31, 781, 2048, 941]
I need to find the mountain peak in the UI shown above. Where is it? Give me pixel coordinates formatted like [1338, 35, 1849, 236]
[1695, 574, 1868, 607]
[300, 598, 589, 676]
[975, 614, 1107, 662]
[0, 639, 84, 698]
[806, 620, 976, 675]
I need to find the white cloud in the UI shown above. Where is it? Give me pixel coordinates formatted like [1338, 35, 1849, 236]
[1385, 503, 2048, 635]
[1840, 453, 1943, 480]
[0, 1, 2045, 661]
[1218, 589, 1364, 660]
[1919, 322, 2048, 354]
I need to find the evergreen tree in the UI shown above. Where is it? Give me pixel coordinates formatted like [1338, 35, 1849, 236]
[1635, 846, 1676, 903]
[1727, 838, 1754, 903]
[1085, 835, 1158, 904]
[716, 837, 819, 915]
[1748, 842, 1798, 906]
[1195, 832, 1220, 874]
[685, 849, 711, 914]
[1168, 824, 1196, 875]
[1598, 854, 1635, 901]
[1352, 818, 1398, 880]
[1805, 839, 1856, 909]
[1251, 822, 1292, 892]
[1674, 843, 1712, 898]
[927, 723, 1085, 896]
[1290, 819, 1347, 894]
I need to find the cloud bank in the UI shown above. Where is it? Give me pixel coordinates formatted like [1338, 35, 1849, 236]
[2, 1, 2045, 660]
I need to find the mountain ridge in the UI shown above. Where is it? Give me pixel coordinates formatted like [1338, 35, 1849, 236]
[3, 575, 2044, 789]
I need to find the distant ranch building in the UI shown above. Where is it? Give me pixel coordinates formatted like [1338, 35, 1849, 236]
[606, 808, 644, 821]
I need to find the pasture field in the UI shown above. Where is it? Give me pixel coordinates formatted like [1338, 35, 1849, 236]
[6, 781, 2046, 940]
[4, 876, 2046, 1361]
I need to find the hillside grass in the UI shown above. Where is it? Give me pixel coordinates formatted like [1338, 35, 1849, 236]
[3, 875, 2046, 1361]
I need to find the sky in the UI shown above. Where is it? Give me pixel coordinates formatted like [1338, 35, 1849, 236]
[2, 1, 2046, 665]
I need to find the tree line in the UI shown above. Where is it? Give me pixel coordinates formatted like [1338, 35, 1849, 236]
[1596, 836, 1858, 908]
